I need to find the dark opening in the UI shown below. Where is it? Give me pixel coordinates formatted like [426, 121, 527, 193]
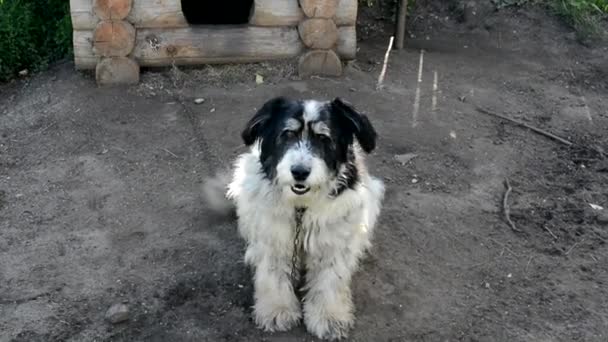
[181, 0, 254, 25]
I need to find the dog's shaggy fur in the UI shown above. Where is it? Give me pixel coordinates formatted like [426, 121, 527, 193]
[204, 97, 384, 340]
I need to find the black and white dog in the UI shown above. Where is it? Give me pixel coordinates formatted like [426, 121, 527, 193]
[204, 97, 384, 340]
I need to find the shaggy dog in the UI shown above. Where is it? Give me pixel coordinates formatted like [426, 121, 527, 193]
[204, 97, 385, 340]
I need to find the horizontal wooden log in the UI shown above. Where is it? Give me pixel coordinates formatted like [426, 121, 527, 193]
[93, 20, 136, 57]
[298, 19, 338, 50]
[133, 26, 304, 66]
[299, 50, 342, 77]
[73, 30, 98, 69]
[336, 26, 356, 60]
[73, 25, 356, 70]
[250, 0, 303, 26]
[127, 0, 188, 28]
[299, 0, 338, 18]
[70, 0, 98, 30]
[334, 0, 358, 26]
[96, 57, 140, 85]
[94, 0, 132, 20]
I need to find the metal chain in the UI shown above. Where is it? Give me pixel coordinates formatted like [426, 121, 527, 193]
[290, 207, 306, 287]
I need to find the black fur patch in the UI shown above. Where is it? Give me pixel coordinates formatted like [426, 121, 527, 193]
[330, 149, 359, 197]
[241, 97, 377, 195]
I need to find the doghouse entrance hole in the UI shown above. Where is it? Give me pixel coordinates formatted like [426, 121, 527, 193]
[181, 0, 254, 25]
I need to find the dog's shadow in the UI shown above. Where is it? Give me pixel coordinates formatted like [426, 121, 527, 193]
[152, 196, 387, 341]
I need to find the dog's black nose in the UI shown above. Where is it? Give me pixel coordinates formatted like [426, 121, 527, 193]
[291, 165, 311, 181]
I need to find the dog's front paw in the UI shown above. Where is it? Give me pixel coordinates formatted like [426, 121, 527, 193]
[254, 301, 302, 332]
[304, 304, 354, 340]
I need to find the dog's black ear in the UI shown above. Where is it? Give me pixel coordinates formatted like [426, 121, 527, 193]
[241, 97, 289, 145]
[331, 98, 377, 153]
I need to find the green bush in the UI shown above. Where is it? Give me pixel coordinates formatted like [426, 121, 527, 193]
[0, 0, 72, 82]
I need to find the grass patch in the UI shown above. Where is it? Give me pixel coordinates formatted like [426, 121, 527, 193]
[494, 0, 607, 40]
[551, 0, 608, 40]
[0, 0, 72, 82]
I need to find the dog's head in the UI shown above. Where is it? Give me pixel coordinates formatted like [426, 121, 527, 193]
[241, 97, 377, 198]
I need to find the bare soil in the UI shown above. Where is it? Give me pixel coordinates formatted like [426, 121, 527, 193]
[1, 5, 608, 342]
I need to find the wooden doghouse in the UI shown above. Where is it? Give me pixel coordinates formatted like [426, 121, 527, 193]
[70, 0, 358, 85]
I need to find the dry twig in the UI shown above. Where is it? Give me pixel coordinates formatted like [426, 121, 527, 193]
[162, 148, 180, 159]
[487, 237, 521, 258]
[376, 36, 394, 90]
[475, 105, 607, 160]
[543, 225, 558, 240]
[524, 256, 534, 273]
[565, 240, 582, 256]
[475, 106, 573, 146]
[503, 178, 521, 232]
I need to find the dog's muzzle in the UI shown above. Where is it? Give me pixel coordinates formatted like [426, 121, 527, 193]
[290, 165, 311, 195]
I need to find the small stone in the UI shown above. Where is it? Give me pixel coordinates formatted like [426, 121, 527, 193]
[394, 153, 417, 165]
[590, 203, 604, 210]
[255, 74, 264, 84]
[210, 108, 216, 113]
[194, 98, 205, 104]
[105, 303, 129, 324]
[411, 178, 419, 184]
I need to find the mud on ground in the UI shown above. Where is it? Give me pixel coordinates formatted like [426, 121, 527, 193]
[1, 4, 608, 342]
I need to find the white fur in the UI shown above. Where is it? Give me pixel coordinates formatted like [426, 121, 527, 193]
[225, 142, 385, 340]
[303, 100, 322, 122]
[285, 118, 302, 131]
[275, 141, 329, 191]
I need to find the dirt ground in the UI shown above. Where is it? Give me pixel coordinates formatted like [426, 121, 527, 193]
[1, 5, 608, 342]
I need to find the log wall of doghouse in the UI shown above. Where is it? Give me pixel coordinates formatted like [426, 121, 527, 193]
[69, 0, 358, 84]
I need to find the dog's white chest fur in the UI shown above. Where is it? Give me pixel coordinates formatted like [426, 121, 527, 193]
[203, 96, 385, 340]
[226, 145, 384, 340]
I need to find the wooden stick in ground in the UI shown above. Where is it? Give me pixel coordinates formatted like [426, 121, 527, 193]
[503, 178, 521, 232]
[395, 0, 408, 49]
[475, 106, 573, 146]
[376, 36, 394, 90]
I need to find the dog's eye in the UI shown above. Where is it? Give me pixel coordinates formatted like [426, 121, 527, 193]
[282, 130, 297, 139]
[317, 134, 332, 142]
